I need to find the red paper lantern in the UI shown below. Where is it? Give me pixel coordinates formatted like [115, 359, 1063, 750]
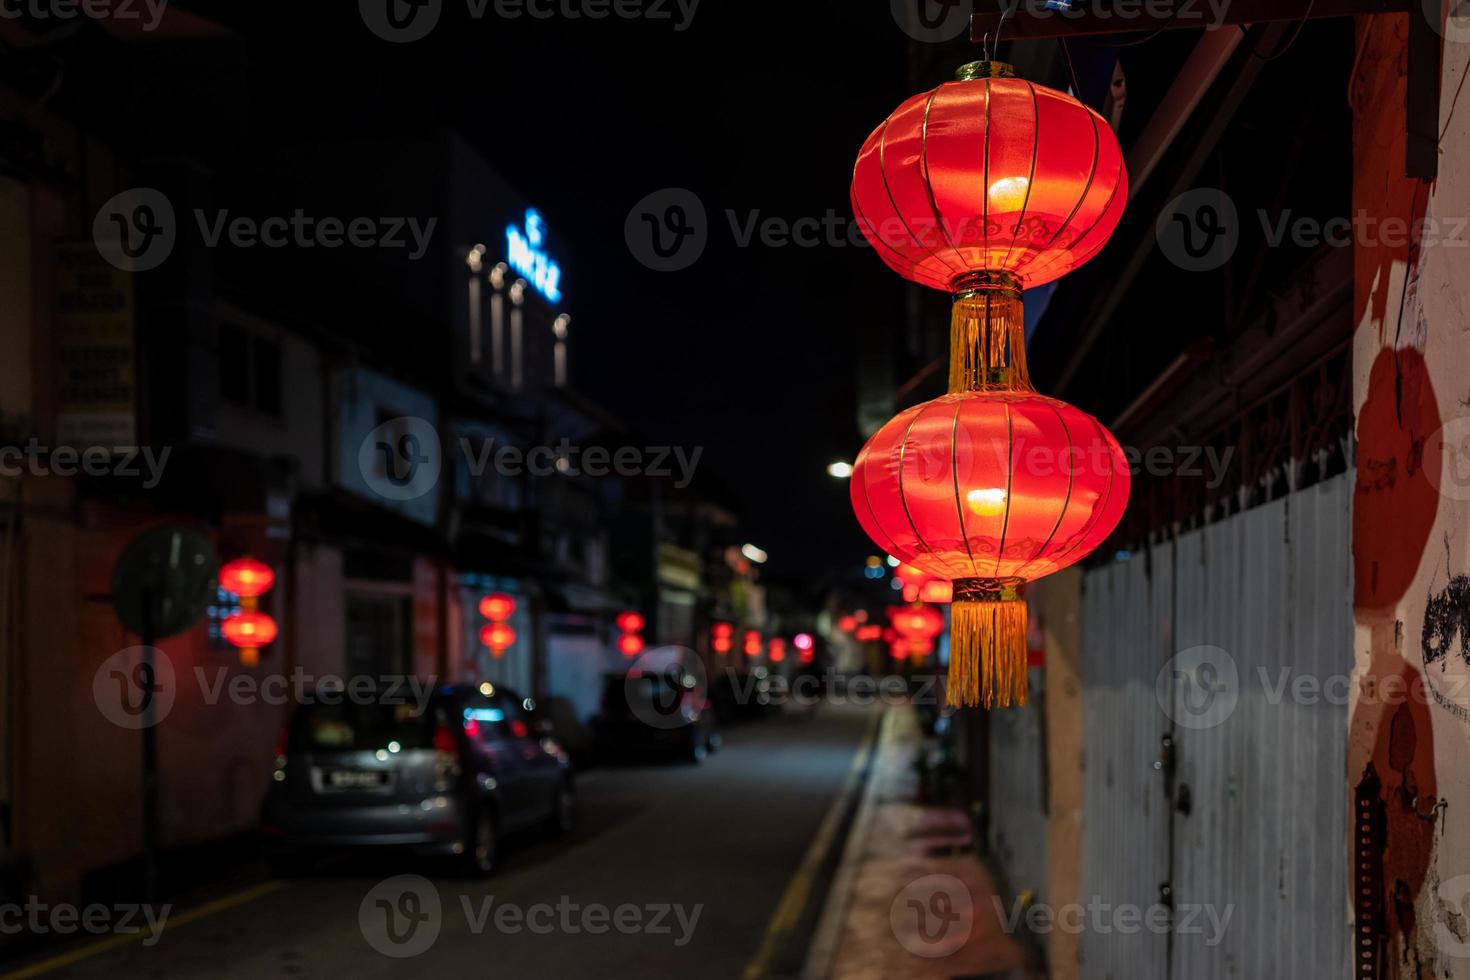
[618, 633, 646, 657]
[480, 622, 516, 655]
[615, 611, 646, 634]
[219, 557, 274, 598]
[222, 610, 278, 666]
[479, 593, 516, 622]
[852, 61, 1126, 293]
[768, 638, 786, 663]
[743, 630, 763, 657]
[836, 615, 858, 633]
[890, 604, 945, 642]
[848, 62, 1130, 709]
[712, 622, 734, 640]
[855, 624, 883, 642]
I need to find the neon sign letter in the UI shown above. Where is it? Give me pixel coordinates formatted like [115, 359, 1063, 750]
[506, 208, 563, 304]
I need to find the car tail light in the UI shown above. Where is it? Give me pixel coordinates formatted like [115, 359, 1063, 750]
[433, 721, 461, 791]
[433, 722, 458, 755]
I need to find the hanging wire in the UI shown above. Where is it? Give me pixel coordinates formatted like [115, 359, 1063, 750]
[1059, 36, 1082, 97]
[1243, 0, 1317, 62]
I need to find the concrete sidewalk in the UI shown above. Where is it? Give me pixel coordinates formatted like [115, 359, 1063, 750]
[803, 704, 1031, 980]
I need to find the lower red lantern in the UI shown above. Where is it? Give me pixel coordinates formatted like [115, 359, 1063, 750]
[618, 633, 646, 657]
[851, 276, 1129, 707]
[222, 611, 278, 667]
[480, 623, 516, 658]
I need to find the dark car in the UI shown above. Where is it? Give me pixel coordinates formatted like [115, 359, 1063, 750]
[261, 682, 573, 876]
[592, 669, 719, 763]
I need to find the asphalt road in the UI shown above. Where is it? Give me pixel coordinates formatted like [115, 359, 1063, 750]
[10, 702, 878, 980]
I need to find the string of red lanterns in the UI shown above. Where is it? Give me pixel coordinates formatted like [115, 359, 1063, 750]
[616, 610, 645, 657]
[219, 557, 277, 667]
[478, 592, 517, 658]
[848, 60, 1132, 709]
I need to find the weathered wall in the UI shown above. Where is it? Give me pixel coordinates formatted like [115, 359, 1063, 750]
[1350, 10, 1470, 975]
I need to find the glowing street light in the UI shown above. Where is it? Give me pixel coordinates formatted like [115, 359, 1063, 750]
[827, 461, 854, 478]
[741, 543, 768, 565]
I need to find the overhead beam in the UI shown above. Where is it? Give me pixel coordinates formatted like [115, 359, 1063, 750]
[971, 0, 1411, 42]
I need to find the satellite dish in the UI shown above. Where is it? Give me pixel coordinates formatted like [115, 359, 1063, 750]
[112, 526, 220, 639]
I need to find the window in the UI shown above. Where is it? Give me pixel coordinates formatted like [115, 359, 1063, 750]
[219, 322, 283, 417]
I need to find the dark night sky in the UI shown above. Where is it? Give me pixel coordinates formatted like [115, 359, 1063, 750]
[178, 0, 920, 582]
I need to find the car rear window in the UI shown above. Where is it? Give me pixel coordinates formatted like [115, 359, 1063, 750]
[288, 700, 437, 751]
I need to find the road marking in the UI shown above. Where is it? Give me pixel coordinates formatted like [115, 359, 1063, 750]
[0, 880, 288, 979]
[740, 710, 882, 980]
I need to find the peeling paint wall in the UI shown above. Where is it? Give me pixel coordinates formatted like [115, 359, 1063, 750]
[1350, 11, 1470, 976]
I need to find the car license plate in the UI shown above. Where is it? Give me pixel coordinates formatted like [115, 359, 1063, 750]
[322, 768, 390, 791]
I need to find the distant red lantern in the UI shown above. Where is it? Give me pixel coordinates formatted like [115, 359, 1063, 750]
[712, 622, 734, 640]
[219, 557, 275, 598]
[743, 630, 763, 657]
[890, 604, 945, 642]
[855, 624, 883, 642]
[768, 638, 786, 663]
[479, 593, 516, 622]
[480, 622, 516, 655]
[618, 633, 646, 657]
[221, 611, 278, 667]
[837, 615, 857, 633]
[920, 581, 954, 605]
[615, 610, 645, 634]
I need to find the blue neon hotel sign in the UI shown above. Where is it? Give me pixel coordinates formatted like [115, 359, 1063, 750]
[506, 209, 563, 304]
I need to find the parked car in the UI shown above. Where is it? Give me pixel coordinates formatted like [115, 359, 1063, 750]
[261, 682, 573, 876]
[592, 669, 719, 763]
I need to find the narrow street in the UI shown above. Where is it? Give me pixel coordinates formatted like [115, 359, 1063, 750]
[12, 705, 877, 979]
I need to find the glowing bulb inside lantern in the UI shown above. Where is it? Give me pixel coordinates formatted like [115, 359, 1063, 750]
[966, 487, 1008, 517]
[988, 176, 1030, 211]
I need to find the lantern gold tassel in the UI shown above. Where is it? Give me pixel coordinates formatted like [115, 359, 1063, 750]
[948, 579, 1028, 708]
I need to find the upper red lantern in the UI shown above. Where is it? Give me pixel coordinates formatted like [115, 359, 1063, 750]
[479, 593, 516, 622]
[615, 611, 646, 634]
[890, 604, 945, 642]
[851, 61, 1127, 293]
[219, 558, 275, 598]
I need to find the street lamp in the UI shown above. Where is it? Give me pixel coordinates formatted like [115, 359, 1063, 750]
[741, 543, 768, 565]
[826, 461, 853, 479]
